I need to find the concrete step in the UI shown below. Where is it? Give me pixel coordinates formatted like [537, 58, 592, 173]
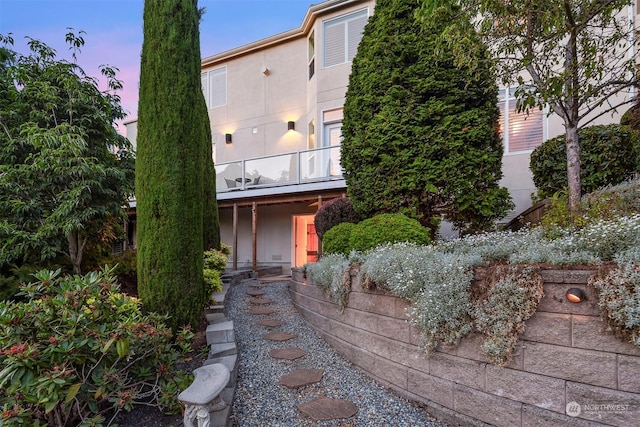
[209, 342, 237, 358]
[209, 387, 234, 427]
[206, 320, 234, 345]
[207, 304, 225, 314]
[206, 312, 227, 324]
[205, 354, 239, 387]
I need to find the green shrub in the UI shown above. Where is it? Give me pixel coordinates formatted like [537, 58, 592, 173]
[540, 178, 640, 232]
[0, 264, 39, 302]
[322, 222, 358, 256]
[102, 250, 137, 276]
[348, 213, 430, 253]
[314, 197, 359, 240]
[0, 268, 193, 426]
[530, 124, 640, 199]
[203, 247, 228, 299]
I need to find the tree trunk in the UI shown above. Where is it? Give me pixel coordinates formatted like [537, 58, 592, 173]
[67, 231, 84, 275]
[565, 124, 581, 212]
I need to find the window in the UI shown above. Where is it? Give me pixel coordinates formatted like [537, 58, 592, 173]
[308, 31, 315, 79]
[498, 87, 543, 153]
[308, 119, 315, 149]
[201, 66, 226, 108]
[323, 9, 368, 67]
[322, 108, 343, 176]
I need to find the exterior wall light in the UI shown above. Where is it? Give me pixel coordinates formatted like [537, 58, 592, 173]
[566, 288, 586, 303]
[225, 133, 232, 144]
[287, 121, 295, 132]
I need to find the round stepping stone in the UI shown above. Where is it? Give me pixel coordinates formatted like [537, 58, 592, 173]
[246, 289, 265, 296]
[297, 396, 358, 421]
[269, 347, 308, 360]
[279, 368, 323, 388]
[263, 331, 296, 342]
[249, 297, 273, 305]
[257, 319, 283, 327]
[249, 283, 269, 288]
[248, 308, 275, 315]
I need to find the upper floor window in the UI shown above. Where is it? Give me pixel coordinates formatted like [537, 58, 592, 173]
[201, 66, 226, 108]
[323, 9, 368, 68]
[498, 87, 544, 153]
[308, 31, 315, 79]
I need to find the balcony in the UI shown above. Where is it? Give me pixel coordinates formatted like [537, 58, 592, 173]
[215, 145, 344, 197]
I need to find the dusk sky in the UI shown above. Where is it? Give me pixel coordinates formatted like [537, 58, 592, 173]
[0, 0, 315, 133]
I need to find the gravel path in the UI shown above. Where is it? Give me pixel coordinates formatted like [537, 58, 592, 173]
[226, 278, 450, 427]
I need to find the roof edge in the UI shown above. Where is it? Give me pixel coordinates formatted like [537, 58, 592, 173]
[201, 0, 364, 68]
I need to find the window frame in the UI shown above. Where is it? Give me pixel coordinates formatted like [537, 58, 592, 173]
[201, 66, 227, 109]
[498, 87, 545, 154]
[322, 8, 368, 68]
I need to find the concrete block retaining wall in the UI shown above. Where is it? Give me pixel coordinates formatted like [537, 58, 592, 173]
[289, 267, 640, 427]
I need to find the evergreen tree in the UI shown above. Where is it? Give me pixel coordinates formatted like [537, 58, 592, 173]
[341, 0, 512, 235]
[137, 0, 206, 330]
[202, 99, 221, 251]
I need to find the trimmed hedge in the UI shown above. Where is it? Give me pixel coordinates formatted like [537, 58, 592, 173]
[322, 222, 358, 256]
[530, 124, 640, 199]
[322, 213, 431, 255]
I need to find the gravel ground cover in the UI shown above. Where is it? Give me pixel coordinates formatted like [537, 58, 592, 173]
[227, 278, 450, 427]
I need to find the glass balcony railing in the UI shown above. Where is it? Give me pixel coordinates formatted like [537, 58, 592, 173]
[215, 145, 343, 192]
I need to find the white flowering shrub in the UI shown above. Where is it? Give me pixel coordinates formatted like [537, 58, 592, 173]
[407, 274, 474, 353]
[304, 206, 640, 364]
[590, 263, 640, 347]
[565, 214, 640, 261]
[473, 266, 544, 365]
[306, 254, 351, 309]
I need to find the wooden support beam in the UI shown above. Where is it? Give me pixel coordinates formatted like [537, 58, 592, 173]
[252, 202, 257, 273]
[232, 203, 238, 270]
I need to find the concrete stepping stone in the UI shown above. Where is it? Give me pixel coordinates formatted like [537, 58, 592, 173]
[246, 289, 265, 297]
[297, 396, 358, 421]
[249, 282, 269, 288]
[279, 368, 323, 388]
[263, 331, 297, 342]
[248, 308, 275, 315]
[257, 319, 283, 327]
[269, 347, 308, 360]
[249, 297, 273, 305]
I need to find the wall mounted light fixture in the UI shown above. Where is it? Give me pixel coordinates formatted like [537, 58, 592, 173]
[566, 288, 586, 303]
[225, 133, 232, 144]
[287, 121, 295, 132]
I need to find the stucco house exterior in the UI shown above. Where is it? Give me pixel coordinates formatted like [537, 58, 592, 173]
[125, 0, 633, 273]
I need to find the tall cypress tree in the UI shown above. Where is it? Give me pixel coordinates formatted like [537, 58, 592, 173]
[137, 0, 206, 330]
[341, 0, 512, 235]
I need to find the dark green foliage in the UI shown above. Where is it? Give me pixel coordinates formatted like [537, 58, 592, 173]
[530, 125, 640, 200]
[0, 33, 135, 274]
[341, 0, 512, 235]
[0, 264, 38, 302]
[349, 213, 430, 253]
[0, 268, 194, 425]
[137, 0, 207, 331]
[314, 197, 360, 239]
[322, 222, 358, 256]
